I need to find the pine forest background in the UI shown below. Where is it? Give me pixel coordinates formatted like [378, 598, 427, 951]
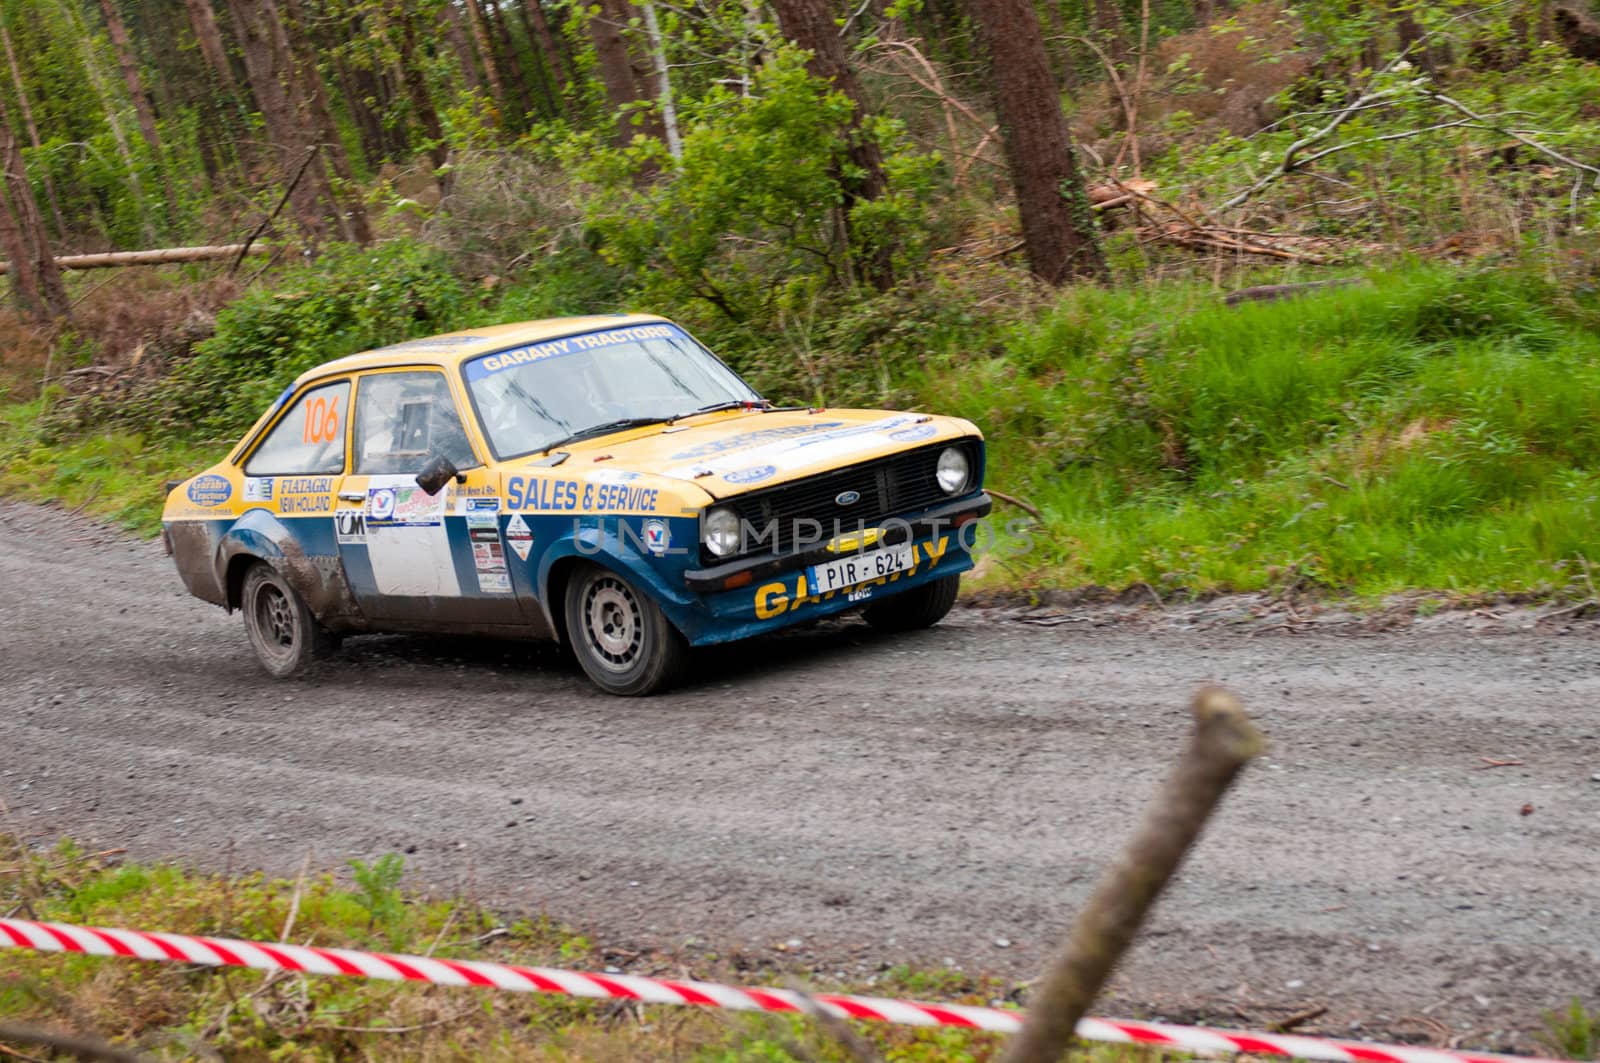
[5, 0, 1600, 602]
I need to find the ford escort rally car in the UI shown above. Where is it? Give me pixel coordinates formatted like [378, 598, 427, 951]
[161, 315, 991, 695]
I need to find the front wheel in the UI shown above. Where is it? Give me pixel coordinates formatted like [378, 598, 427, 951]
[862, 574, 960, 632]
[240, 562, 338, 678]
[564, 565, 686, 696]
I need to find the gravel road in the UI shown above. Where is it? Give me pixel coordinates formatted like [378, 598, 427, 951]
[2, 499, 1597, 1052]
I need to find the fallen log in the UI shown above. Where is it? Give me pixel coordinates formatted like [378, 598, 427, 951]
[0, 244, 271, 275]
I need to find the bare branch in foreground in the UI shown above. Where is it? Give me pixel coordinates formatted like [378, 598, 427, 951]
[1000, 687, 1264, 1063]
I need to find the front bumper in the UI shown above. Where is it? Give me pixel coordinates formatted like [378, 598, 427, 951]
[681, 492, 992, 593]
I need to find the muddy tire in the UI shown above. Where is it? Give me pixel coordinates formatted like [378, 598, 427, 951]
[241, 562, 338, 678]
[863, 574, 960, 633]
[564, 565, 685, 696]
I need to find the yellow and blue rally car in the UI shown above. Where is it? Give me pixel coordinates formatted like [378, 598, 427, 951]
[162, 315, 990, 695]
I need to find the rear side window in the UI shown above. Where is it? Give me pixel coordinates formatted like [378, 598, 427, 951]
[353, 370, 478, 475]
[243, 381, 350, 476]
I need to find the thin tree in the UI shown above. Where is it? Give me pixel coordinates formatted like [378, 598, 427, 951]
[464, 0, 506, 118]
[52, 0, 157, 244]
[0, 107, 70, 319]
[518, 0, 572, 114]
[275, 0, 372, 244]
[226, 0, 335, 242]
[96, 0, 162, 157]
[442, 0, 484, 94]
[587, 0, 664, 148]
[964, 0, 1107, 283]
[0, 13, 67, 237]
[392, 5, 450, 169]
[768, 0, 893, 287]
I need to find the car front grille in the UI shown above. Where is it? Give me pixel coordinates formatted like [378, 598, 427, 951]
[717, 440, 978, 558]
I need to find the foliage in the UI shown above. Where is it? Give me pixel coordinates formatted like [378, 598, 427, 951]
[565, 47, 939, 324]
[1545, 997, 1599, 1061]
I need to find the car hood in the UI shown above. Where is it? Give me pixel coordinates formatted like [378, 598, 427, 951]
[528, 408, 979, 499]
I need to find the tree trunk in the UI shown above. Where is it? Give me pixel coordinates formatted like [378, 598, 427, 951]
[482, 0, 536, 124]
[1092, 0, 1129, 66]
[184, 0, 258, 176]
[226, 0, 334, 243]
[464, 0, 506, 118]
[53, 0, 157, 244]
[274, 0, 372, 244]
[587, 0, 662, 147]
[0, 113, 70, 320]
[329, 49, 387, 169]
[639, 0, 680, 158]
[520, 0, 572, 112]
[97, 0, 163, 156]
[443, 0, 484, 94]
[0, 16, 68, 239]
[769, 0, 892, 287]
[396, 9, 450, 169]
[184, 0, 242, 95]
[965, 0, 1107, 284]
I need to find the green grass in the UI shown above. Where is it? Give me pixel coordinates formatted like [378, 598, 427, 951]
[0, 837, 1052, 1061]
[912, 261, 1600, 599]
[5, 256, 1599, 602]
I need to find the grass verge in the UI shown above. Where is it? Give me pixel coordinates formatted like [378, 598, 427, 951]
[0, 838, 1038, 1061]
[3, 254, 1599, 603]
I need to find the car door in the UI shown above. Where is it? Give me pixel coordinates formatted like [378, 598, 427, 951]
[233, 377, 364, 630]
[335, 367, 528, 630]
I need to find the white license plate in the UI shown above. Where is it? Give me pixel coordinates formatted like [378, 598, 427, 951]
[808, 545, 917, 594]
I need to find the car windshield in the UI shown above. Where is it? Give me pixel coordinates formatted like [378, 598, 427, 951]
[463, 323, 761, 459]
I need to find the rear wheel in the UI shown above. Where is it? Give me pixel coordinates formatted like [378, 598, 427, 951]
[862, 574, 960, 632]
[241, 562, 338, 678]
[564, 565, 685, 696]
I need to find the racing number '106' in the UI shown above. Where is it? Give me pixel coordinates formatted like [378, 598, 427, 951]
[302, 395, 340, 444]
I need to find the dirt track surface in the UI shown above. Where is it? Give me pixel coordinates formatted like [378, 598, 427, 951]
[3, 498, 1597, 1052]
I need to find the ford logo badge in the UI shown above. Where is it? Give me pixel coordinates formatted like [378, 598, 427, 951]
[835, 490, 861, 506]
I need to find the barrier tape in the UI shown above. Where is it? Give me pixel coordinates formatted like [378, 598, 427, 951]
[0, 918, 1565, 1063]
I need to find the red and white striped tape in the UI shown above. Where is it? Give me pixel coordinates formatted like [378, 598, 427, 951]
[0, 918, 1566, 1063]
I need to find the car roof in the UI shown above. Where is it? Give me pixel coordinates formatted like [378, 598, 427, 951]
[299, 313, 673, 383]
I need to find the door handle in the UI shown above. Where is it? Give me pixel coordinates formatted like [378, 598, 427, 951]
[338, 492, 366, 502]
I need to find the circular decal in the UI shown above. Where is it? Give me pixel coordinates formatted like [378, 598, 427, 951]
[889, 424, 938, 442]
[369, 487, 396, 520]
[724, 464, 777, 485]
[186, 474, 233, 507]
[643, 518, 671, 555]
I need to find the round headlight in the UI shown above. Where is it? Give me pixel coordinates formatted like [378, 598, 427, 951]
[935, 447, 970, 495]
[702, 506, 741, 557]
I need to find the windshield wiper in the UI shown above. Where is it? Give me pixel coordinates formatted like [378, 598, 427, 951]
[538, 416, 671, 453]
[668, 399, 770, 423]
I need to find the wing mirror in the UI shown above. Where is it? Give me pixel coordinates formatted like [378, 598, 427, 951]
[415, 453, 460, 495]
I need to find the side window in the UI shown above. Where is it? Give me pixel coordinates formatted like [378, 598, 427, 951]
[354, 370, 479, 475]
[243, 381, 350, 476]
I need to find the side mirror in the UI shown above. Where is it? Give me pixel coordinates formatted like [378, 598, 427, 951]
[415, 453, 460, 496]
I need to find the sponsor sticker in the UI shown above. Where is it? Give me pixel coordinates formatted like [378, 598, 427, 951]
[505, 513, 533, 561]
[369, 484, 444, 526]
[888, 424, 938, 442]
[464, 496, 502, 529]
[643, 518, 671, 556]
[464, 324, 688, 382]
[472, 541, 510, 593]
[723, 464, 776, 485]
[186, 475, 232, 508]
[335, 510, 368, 544]
[368, 487, 397, 521]
[243, 477, 274, 503]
